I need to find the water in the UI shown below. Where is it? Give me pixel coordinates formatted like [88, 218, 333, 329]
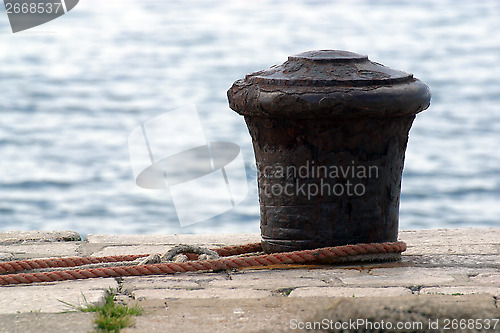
[0, 0, 499, 236]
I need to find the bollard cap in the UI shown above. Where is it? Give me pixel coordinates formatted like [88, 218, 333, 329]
[228, 50, 431, 118]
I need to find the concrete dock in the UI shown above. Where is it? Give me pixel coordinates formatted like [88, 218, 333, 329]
[0, 228, 498, 332]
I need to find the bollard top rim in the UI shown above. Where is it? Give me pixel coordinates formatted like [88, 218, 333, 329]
[246, 50, 413, 87]
[227, 50, 431, 118]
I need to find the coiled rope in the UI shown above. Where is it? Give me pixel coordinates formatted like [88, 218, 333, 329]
[0, 241, 406, 285]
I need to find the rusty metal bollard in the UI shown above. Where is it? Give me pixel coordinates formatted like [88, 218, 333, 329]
[227, 50, 430, 253]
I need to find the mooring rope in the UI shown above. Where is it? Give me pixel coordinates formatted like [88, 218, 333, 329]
[0, 241, 406, 285]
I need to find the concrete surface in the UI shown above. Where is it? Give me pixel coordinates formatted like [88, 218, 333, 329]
[0, 231, 81, 245]
[0, 228, 498, 332]
[284, 294, 499, 333]
[0, 313, 95, 333]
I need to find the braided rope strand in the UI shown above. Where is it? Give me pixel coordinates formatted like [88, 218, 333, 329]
[0, 241, 405, 285]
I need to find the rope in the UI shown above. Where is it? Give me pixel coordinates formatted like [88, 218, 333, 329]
[0, 243, 263, 274]
[0, 241, 406, 286]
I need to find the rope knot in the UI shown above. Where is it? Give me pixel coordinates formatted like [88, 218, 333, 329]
[163, 244, 220, 262]
[135, 244, 220, 265]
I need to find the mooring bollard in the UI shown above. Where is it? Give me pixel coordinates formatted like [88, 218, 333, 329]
[228, 50, 430, 253]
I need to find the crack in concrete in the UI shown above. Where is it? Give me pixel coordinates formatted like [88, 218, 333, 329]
[407, 285, 424, 295]
[114, 277, 136, 300]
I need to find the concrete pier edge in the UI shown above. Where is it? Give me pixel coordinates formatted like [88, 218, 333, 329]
[0, 228, 498, 332]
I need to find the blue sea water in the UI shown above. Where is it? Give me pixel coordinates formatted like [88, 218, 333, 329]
[0, 0, 499, 236]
